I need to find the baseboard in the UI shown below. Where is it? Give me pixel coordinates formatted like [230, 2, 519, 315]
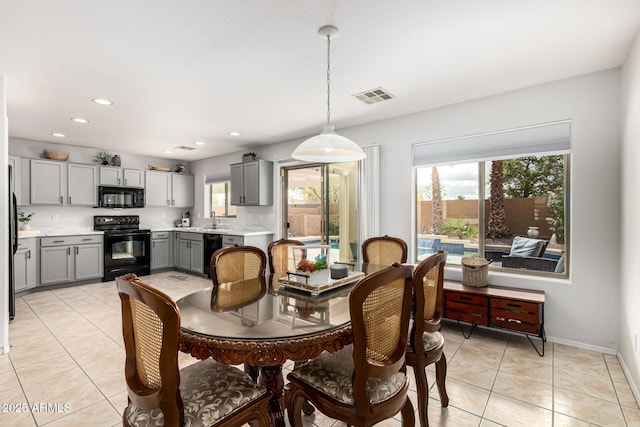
[546, 335, 617, 355]
[617, 353, 640, 407]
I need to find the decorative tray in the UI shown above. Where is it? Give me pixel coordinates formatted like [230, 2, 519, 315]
[148, 165, 172, 172]
[278, 270, 365, 296]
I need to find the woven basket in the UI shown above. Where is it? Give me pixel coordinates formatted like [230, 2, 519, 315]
[43, 149, 69, 161]
[461, 257, 490, 287]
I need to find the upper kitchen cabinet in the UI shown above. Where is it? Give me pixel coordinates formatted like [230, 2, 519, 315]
[31, 159, 97, 206]
[68, 163, 98, 206]
[230, 159, 273, 206]
[145, 170, 194, 207]
[8, 156, 29, 205]
[30, 159, 65, 205]
[99, 166, 144, 188]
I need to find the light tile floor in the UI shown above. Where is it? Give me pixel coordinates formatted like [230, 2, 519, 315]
[1, 271, 638, 426]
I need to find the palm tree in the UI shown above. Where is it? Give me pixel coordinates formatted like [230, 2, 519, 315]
[431, 167, 443, 234]
[487, 160, 511, 239]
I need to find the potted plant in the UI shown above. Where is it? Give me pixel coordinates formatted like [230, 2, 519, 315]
[242, 152, 257, 162]
[174, 162, 185, 173]
[18, 211, 35, 231]
[92, 150, 113, 165]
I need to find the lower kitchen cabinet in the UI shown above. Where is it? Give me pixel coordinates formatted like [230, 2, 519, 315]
[15, 238, 37, 292]
[40, 235, 103, 286]
[222, 234, 273, 253]
[178, 232, 203, 274]
[151, 231, 171, 270]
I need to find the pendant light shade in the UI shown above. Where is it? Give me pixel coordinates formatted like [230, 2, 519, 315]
[292, 26, 366, 163]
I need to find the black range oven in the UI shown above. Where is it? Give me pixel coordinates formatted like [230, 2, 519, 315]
[94, 215, 151, 281]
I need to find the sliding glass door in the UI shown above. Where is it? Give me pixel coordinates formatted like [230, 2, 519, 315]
[282, 162, 359, 262]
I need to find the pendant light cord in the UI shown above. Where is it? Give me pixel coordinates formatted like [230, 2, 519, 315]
[326, 33, 331, 125]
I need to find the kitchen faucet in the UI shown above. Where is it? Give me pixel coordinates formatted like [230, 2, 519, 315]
[211, 211, 218, 229]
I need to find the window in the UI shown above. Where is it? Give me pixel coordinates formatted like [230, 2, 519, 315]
[205, 180, 236, 218]
[413, 121, 570, 276]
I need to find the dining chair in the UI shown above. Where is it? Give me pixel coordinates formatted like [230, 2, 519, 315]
[210, 244, 267, 286]
[361, 235, 408, 264]
[267, 238, 306, 274]
[116, 273, 272, 427]
[286, 263, 415, 427]
[210, 244, 267, 382]
[405, 250, 449, 427]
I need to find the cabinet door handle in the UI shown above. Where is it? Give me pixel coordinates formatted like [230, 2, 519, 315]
[124, 179, 127, 186]
[167, 199, 171, 206]
[53, 240, 65, 243]
[82, 238, 92, 241]
[171, 199, 175, 206]
[153, 241, 155, 248]
[27, 250, 30, 259]
[68, 196, 72, 204]
[67, 247, 71, 255]
[118, 178, 121, 185]
[76, 247, 79, 255]
[60, 196, 63, 204]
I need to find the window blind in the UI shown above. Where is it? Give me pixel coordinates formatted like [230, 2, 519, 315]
[205, 174, 230, 184]
[412, 120, 571, 167]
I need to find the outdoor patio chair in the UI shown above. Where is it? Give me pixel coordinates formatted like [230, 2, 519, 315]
[501, 236, 558, 272]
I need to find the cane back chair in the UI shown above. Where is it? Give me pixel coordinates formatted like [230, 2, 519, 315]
[267, 238, 305, 274]
[210, 244, 266, 287]
[116, 273, 271, 427]
[361, 235, 408, 265]
[405, 251, 449, 427]
[286, 263, 415, 427]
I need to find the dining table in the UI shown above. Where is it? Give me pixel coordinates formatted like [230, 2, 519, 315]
[176, 264, 386, 427]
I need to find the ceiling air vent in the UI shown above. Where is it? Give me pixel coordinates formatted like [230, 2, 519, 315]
[351, 87, 395, 105]
[175, 145, 196, 151]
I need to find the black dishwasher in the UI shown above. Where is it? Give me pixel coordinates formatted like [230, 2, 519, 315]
[203, 234, 223, 277]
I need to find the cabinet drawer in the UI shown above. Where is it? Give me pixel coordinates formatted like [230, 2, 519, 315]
[223, 235, 244, 246]
[17, 239, 36, 250]
[179, 232, 202, 241]
[446, 292, 488, 307]
[444, 309, 489, 326]
[491, 298, 539, 313]
[152, 231, 170, 239]
[41, 235, 103, 247]
[490, 298, 540, 333]
[490, 317, 540, 335]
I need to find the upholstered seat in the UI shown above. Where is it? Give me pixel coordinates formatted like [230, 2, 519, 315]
[286, 263, 415, 427]
[406, 250, 449, 427]
[117, 273, 272, 427]
[124, 359, 268, 427]
[361, 235, 408, 265]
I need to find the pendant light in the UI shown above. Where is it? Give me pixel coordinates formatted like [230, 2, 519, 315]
[292, 25, 366, 163]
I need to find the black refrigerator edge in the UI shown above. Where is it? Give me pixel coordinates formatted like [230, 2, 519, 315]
[8, 164, 16, 320]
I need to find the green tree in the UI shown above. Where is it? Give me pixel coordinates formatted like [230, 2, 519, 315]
[548, 188, 565, 243]
[503, 155, 564, 198]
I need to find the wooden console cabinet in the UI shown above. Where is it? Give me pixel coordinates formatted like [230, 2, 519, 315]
[443, 281, 545, 355]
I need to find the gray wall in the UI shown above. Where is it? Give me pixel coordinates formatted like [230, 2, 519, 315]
[620, 31, 640, 403]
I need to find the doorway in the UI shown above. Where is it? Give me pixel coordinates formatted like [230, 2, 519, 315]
[281, 162, 359, 263]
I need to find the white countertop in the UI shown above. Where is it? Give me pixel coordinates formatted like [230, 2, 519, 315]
[18, 225, 273, 238]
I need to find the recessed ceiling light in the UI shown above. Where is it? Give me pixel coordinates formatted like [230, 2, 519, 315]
[51, 132, 66, 138]
[229, 132, 240, 137]
[71, 117, 89, 124]
[92, 98, 113, 106]
[194, 141, 205, 145]
[163, 150, 173, 154]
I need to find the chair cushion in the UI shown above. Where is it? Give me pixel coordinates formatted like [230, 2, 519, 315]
[509, 236, 546, 257]
[124, 359, 268, 427]
[289, 345, 408, 405]
[422, 331, 444, 351]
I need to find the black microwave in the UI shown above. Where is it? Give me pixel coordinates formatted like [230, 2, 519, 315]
[98, 186, 145, 208]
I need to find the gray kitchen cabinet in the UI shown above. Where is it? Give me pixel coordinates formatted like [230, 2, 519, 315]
[230, 160, 272, 206]
[151, 231, 171, 270]
[30, 159, 65, 205]
[222, 233, 272, 253]
[31, 160, 97, 206]
[145, 171, 193, 207]
[100, 166, 144, 188]
[15, 238, 37, 292]
[8, 156, 22, 205]
[178, 232, 203, 274]
[40, 235, 103, 285]
[67, 163, 98, 206]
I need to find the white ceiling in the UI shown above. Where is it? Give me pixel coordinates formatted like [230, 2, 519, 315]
[1, 1, 639, 161]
